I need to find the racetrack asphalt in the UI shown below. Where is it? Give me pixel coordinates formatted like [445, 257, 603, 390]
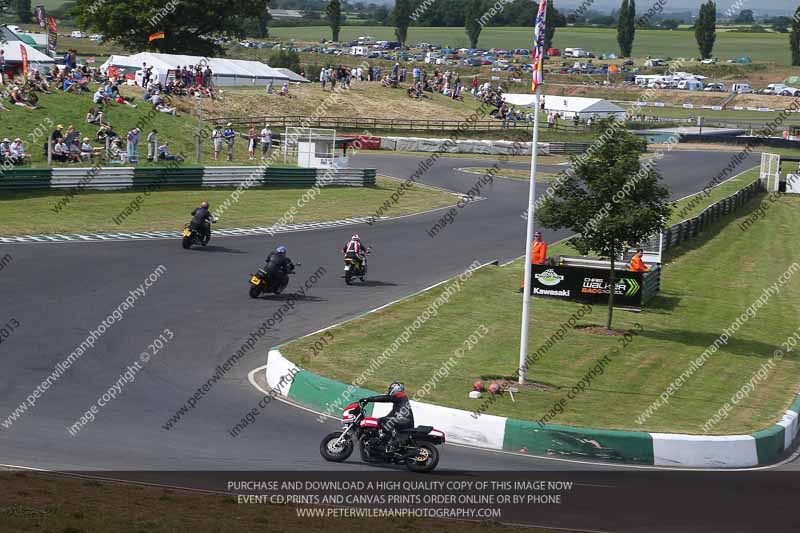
[3, 149, 796, 532]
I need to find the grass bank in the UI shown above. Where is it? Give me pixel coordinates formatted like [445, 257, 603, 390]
[0, 177, 456, 235]
[283, 182, 800, 434]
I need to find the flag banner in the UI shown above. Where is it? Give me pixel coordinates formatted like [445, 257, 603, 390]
[47, 16, 58, 56]
[35, 5, 46, 28]
[148, 31, 165, 42]
[20, 45, 28, 77]
[531, 0, 548, 93]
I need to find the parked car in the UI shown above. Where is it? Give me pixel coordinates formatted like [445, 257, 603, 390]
[704, 82, 726, 92]
[779, 87, 800, 97]
[70, 31, 86, 38]
[731, 83, 753, 94]
[764, 84, 787, 95]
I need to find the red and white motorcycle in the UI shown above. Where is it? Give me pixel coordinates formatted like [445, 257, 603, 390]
[319, 401, 445, 473]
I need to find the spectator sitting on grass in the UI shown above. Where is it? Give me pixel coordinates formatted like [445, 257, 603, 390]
[155, 99, 177, 116]
[93, 86, 111, 105]
[28, 69, 51, 93]
[158, 142, 183, 162]
[0, 138, 12, 162]
[10, 138, 31, 164]
[86, 107, 99, 124]
[80, 137, 96, 160]
[10, 87, 38, 109]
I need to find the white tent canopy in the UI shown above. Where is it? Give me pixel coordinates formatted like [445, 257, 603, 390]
[100, 52, 290, 86]
[0, 41, 54, 64]
[503, 94, 626, 119]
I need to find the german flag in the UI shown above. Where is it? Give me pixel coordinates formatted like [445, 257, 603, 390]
[148, 31, 165, 42]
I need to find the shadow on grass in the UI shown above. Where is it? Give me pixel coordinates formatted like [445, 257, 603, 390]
[635, 327, 779, 359]
[646, 291, 682, 313]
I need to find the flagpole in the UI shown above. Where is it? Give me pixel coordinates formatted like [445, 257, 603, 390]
[518, 83, 542, 385]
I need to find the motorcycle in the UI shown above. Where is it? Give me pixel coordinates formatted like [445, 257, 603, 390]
[319, 401, 445, 473]
[249, 264, 298, 299]
[181, 216, 217, 249]
[343, 247, 371, 285]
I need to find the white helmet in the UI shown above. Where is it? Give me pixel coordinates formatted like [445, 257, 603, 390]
[351, 234, 360, 241]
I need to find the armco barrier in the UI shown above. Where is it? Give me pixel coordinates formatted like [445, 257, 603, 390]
[266, 349, 800, 467]
[376, 136, 548, 156]
[0, 167, 377, 191]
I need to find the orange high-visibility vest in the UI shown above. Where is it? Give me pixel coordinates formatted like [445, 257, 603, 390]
[629, 255, 649, 272]
[531, 241, 547, 265]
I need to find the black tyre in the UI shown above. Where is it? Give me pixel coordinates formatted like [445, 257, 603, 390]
[249, 285, 261, 299]
[405, 442, 439, 473]
[345, 269, 353, 285]
[182, 236, 192, 249]
[320, 432, 354, 462]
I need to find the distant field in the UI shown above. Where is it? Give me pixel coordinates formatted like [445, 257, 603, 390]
[269, 26, 792, 65]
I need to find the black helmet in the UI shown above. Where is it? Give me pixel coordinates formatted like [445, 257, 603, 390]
[387, 381, 405, 395]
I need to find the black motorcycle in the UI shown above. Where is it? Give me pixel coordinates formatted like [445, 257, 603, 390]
[319, 401, 445, 473]
[343, 248, 371, 285]
[249, 264, 298, 298]
[181, 217, 216, 249]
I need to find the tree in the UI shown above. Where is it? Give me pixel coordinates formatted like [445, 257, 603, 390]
[616, 0, 635, 57]
[537, 119, 671, 330]
[734, 9, 754, 25]
[269, 48, 301, 72]
[465, 0, 484, 49]
[391, 0, 413, 47]
[792, 7, 800, 66]
[695, 1, 716, 59]
[326, 0, 342, 42]
[770, 16, 790, 33]
[544, 0, 557, 50]
[72, 0, 270, 55]
[13, 0, 31, 23]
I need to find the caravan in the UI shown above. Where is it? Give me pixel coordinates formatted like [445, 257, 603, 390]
[677, 79, 704, 91]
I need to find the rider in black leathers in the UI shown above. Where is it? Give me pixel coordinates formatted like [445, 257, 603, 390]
[360, 381, 414, 452]
[263, 245, 295, 291]
[190, 201, 213, 245]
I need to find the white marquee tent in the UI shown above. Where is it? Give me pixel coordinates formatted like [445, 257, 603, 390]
[99, 52, 289, 87]
[502, 94, 626, 120]
[0, 40, 54, 64]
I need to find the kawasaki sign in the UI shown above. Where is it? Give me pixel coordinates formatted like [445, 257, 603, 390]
[528, 264, 650, 309]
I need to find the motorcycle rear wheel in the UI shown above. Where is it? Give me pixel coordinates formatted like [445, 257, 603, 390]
[181, 236, 192, 249]
[249, 285, 261, 299]
[345, 270, 353, 285]
[405, 442, 439, 473]
[320, 432, 354, 462]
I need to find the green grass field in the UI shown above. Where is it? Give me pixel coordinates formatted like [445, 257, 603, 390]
[0, 176, 457, 235]
[283, 174, 800, 435]
[270, 26, 793, 65]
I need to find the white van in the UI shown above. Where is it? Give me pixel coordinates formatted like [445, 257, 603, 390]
[350, 46, 368, 57]
[765, 83, 786, 95]
[564, 47, 587, 58]
[70, 31, 86, 38]
[731, 83, 753, 94]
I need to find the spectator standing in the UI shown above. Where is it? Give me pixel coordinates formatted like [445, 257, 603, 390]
[413, 66, 421, 84]
[211, 126, 223, 161]
[320, 68, 328, 90]
[223, 123, 236, 161]
[0, 50, 5, 84]
[146, 129, 158, 162]
[260, 123, 272, 159]
[204, 65, 213, 87]
[127, 128, 140, 162]
[247, 124, 258, 160]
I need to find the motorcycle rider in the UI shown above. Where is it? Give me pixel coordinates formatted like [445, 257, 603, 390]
[190, 201, 214, 245]
[263, 245, 295, 291]
[359, 381, 414, 452]
[342, 234, 368, 272]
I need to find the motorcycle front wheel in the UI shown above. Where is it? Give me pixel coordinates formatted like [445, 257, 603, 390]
[320, 432, 354, 462]
[405, 442, 439, 473]
[181, 236, 192, 249]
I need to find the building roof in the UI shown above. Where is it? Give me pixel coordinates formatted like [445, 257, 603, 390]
[0, 40, 54, 63]
[503, 94, 626, 114]
[100, 52, 289, 80]
[275, 68, 310, 83]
